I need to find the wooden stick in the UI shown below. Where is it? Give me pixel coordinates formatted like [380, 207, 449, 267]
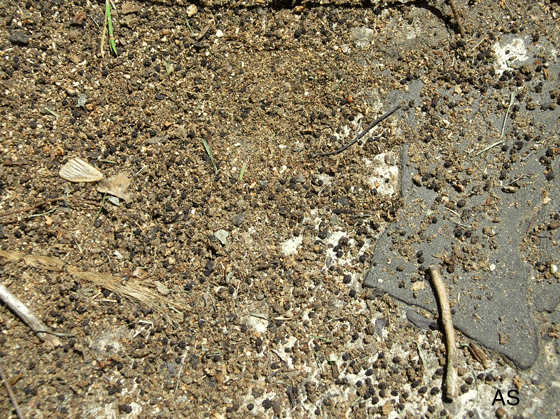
[428, 265, 458, 399]
[0, 197, 68, 218]
[0, 197, 98, 219]
[448, 0, 466, 38]
[0, 284, 62, 347]
[0, 359, 26, 419]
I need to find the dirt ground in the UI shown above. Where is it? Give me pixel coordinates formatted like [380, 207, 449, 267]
[1, 0, 559, 418]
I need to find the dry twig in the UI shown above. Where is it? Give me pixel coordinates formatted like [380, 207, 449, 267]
[448, 0, 466, 38]
[0, 360, 25, 419]
[0, 197, 98, 219]
[0, 284, 62, 347]
[0, 198, 69, 219]
[429, 265, 458, 399]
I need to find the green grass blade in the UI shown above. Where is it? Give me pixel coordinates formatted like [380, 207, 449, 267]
[202, 138, 218, 173]
[106, 0, 117, 56]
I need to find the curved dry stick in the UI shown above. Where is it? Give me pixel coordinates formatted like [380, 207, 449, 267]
[429, 265, 458, 399]
[0, 359, 26, 419]
[316, 104, 401, 157]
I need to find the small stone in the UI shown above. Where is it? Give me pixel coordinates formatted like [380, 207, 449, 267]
[351, 26, 374, 48]
[155, 281, 171, 296]
[406, 310, 436, 330]
[495, 407, 507, 418]
[382, 400, 393, 415]
[411, 281, 426, 291]
[71, 11, 86, 25]
[412, 174, 422, 186]
[327, 353, 338, 363]
[231, 212, 245, 227]
[375, 317, 388, 336]
[186, 4, 198, 17]
[384, 154, 396, 165]
[10, 31, 30, 46]
[548, 220, 560, 230]
[214, 229, 229, 245]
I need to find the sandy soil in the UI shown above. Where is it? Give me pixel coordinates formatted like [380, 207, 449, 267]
[1, 0, 559, 418]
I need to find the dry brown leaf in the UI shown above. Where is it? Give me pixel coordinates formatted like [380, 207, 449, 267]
[468, 342, 489, 368]
[97, 172, 132, 203]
